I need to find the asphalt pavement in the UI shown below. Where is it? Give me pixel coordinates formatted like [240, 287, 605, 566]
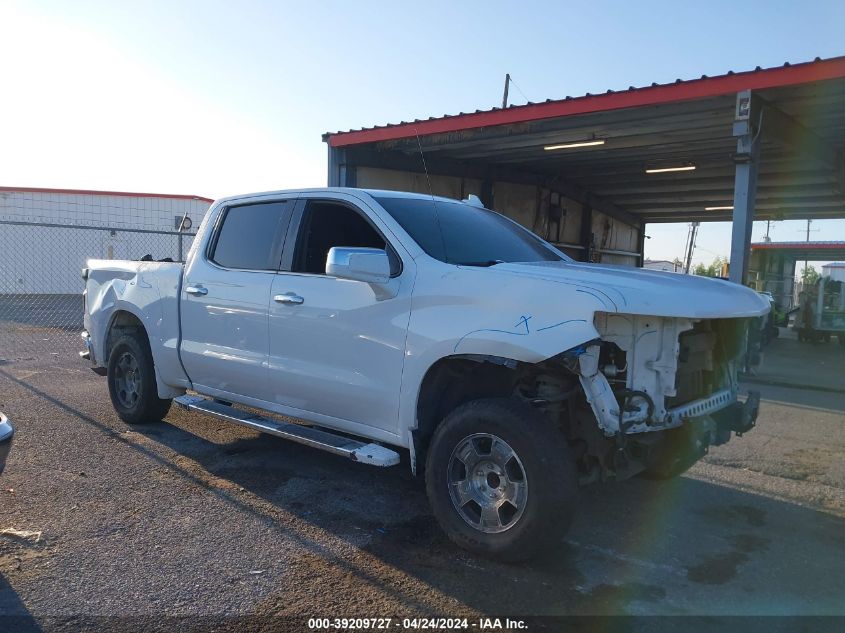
[0, 345, 843, 628]
[744, 327, 845, 393]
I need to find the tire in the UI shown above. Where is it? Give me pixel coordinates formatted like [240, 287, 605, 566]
[107, 332, 171, 424]
[640, 423, 703, 480]
[424, 398, 578, 562]
[640, 451, 698, 480]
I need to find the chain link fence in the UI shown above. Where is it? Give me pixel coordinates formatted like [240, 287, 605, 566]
[0, 220, 195, 367]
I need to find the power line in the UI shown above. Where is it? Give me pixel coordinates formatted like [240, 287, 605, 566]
[508, 76, 531, 104]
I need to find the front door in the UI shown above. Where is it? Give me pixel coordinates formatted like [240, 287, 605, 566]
[180, 198, 293, 400]
[267, 195, 413, 436]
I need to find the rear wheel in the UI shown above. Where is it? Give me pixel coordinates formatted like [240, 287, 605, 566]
[107, 333, 171, 424]
[425, 398, 577, 562]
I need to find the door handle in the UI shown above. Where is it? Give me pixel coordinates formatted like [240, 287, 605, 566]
[185, 285, 208, 296]
[274, 293, 304, 305]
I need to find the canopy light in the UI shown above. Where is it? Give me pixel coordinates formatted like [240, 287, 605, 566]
[645, 165, 696, 174]
[705, 205, 734, 211]
[544, 139, 605, 151]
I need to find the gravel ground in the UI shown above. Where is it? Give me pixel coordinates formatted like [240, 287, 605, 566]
[1, 337, 844, 628]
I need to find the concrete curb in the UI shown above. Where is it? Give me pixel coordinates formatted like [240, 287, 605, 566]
[740, 374, 845, 395]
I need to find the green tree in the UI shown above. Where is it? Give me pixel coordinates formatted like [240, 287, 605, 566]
[693, 256, 727, 277]
[800, 265, 820, 285]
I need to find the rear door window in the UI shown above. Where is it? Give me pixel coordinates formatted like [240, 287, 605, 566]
[209, 201, 291, 270]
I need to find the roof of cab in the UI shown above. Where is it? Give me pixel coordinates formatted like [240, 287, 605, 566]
[214, 187, 465, 206]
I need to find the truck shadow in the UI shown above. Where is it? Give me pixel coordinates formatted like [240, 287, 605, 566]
[2, 367, 843, 616]
[143, 414, 845, 616]
[0, 572, 41, 631]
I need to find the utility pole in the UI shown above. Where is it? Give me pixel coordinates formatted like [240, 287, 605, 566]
[683, 221, 700, 274]
[798, 219, 820, 281]
[763, 220, 772, 242]
[502, 73, 510, 109]
[805, 219, 810, 278]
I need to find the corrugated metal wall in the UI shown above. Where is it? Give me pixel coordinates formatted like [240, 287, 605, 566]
[0, 190, 210, 294]
[355, 167, 639, 265]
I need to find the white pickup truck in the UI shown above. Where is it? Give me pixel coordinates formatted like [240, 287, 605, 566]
[82, 188, 768, 560]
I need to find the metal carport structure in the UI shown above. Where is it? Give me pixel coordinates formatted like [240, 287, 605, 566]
[324, 56, 845, 283]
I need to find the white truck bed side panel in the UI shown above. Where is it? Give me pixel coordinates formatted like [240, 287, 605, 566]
[85, 259, 188, 395]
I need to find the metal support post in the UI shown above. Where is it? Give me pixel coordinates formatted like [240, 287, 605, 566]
[816, 276, 825, 329]
[327, 147, 350, 187]
[636, 226, 646, 267]
[580, 206, 593, 262]
[729, 90, 762, 284]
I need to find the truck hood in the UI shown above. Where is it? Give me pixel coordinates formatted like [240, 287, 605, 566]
[493, 261, 770, 319]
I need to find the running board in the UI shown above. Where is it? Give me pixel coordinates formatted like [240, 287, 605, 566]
[173, 395, 400, 467]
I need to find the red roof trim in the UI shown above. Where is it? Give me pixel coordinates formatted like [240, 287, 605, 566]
[751, 241, 845, 250]
[327, 56, 845, 148]
[0, 186, 213, 203]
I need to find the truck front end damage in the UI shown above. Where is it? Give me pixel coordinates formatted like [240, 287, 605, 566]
[563, 313, 760, 482]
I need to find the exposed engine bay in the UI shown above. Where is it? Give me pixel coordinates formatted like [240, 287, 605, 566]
[514, 313, 761, 483]
[581, 313, 749, 435]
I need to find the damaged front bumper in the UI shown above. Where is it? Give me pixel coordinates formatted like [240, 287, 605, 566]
[615, 391, 761, 481]
[665, 388, 760, 439]
[662, 390, 760, 458]
[712, 390, 760, 440]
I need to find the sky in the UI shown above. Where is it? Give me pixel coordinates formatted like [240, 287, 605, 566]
[1, 0, 843, 270]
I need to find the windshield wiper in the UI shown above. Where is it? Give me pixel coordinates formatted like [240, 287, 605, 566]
[455, 260, 504, 267]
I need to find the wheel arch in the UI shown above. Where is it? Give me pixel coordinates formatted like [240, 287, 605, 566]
[103, 309, 147, 360]
[102, 307, 184, 400]
[411, 354, 525, 476]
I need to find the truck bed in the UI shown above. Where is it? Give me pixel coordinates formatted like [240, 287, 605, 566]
[84, 259, 190, 395]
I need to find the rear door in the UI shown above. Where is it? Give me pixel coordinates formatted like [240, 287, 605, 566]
[180, 197, 294, 400]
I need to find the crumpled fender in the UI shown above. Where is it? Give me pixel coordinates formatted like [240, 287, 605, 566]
[398, 266, 608, 447]
[85, 260, 187, 398]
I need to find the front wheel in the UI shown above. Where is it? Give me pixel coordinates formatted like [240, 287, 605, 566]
[425, 398, 578, 562]
[107, 333, 171, 424]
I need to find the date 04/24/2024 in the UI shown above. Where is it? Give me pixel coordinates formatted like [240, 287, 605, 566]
[307, 617, 528, 630]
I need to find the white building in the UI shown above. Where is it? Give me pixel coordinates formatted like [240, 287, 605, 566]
[822, 262, 845, 283]
[0, 186, 212, 294]
[643, 259, 681, 273]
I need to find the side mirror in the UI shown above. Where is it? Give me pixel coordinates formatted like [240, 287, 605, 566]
[326, 247, 391, 284]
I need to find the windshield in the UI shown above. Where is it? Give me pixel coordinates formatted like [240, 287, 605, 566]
[374, 196, 566, 265]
